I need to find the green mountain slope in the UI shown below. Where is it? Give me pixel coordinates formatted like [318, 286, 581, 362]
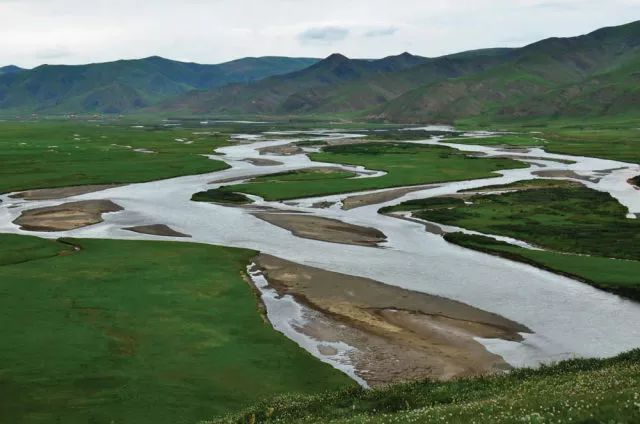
[165, 20, 640, 122]
[162, 52, 430, 114]
[0, 56, 318, 114]
[376, 20, 640, 122]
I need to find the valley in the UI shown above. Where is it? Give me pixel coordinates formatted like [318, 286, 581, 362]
[1, 16, 640, 424]
[1, 118, 640, 423]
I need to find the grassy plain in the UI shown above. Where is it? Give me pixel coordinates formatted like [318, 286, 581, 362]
[0, 235, 352, 424]
[385, 180, 640, 298]
[210, 349, 640, 424]
[230, 143, 526, 200]
[0, 120, 230, 194]
[405, 181, 640, 260]
[453, 119, 640, 164]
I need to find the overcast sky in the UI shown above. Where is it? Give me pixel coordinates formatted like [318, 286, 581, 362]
[1, 0, 639, 68]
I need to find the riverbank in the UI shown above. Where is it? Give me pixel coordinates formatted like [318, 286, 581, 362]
[255, 254, 529, 387]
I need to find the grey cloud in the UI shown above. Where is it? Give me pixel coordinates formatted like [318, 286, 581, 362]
[298, 26, 350, 43]
[364, 26, 398, 37]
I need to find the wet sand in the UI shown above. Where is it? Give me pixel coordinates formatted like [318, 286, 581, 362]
[243, 158, 283, 166]
[258, 144, 304, 156]
[342, 185, 439, 210]
[124, 224, 191, 238]
[533, 170, 599, 182]
[495, 155, 576, 165]
[253, 213, 386, 247]
[10, 184, 123, 200]
[310, 201, 336, 209]
[255, 254, 530, 386]
[14, 200, 123, 231]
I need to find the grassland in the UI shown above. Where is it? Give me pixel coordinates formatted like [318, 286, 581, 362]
[229, 143, 526, 200]
[209, 349, 640, 423]
[0, 235, 352, 424]
[0, 120, 231, 194]
[385, 180, 640, 298]
[402, 181, 640, 259]
[452, 119, 640, 164]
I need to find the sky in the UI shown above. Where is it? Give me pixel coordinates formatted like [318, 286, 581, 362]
[1, 0, 639, 68]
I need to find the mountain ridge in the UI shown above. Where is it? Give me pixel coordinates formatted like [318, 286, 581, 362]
[0, 56, 319, 114]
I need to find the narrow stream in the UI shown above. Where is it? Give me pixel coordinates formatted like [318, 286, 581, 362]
[2, 127, 640, 376]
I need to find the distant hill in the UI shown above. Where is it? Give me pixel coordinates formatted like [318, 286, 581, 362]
[165, 20, 640, 123]
[0, 65, 25, 76]
[374, 21, 640, 122]
[0, 56, 318, 114]
[160, 52, 430, 115]
[2, 20, 639, 122]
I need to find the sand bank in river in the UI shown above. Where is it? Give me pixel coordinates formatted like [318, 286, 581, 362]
[533, 170, 599, 182]
[258, 144, 304, 156]
[10, 184, 123, 200]
[341, 185, 439, 210]
[243, 158, 283, 166]
[254, 213, 386, 247]
[124, 224, 191, 238]
[255, 254, 530, 386]
[14, 200, 122, 231]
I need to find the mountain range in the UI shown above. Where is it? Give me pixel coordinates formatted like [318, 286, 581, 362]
[1, 20, 639, 122]
[0, 56, 318, 114]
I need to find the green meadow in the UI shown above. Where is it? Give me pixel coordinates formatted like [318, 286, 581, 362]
[385, 180, 640, 299]
[453, 118, 640, 164]
[0, 121, 230, 194]
[0, 235, 352, 424]
[229, 142, 526, 200]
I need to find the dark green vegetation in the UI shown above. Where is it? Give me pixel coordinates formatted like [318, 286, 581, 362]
[380, 196, 465, 214]
[0, 235, 351, 424]
[165, 21, 640, 124]
[0, 56, 318, 114]
[0, 121, 231, 193]
[192, 187, 253, 204]
[209, 349, 640, 423]
[444, 233, 640, 301]
[407, 181, 640, 259]
[631, 175, 640, 187]
[230, 143, 526, 200]
[387, 180, 640, 298]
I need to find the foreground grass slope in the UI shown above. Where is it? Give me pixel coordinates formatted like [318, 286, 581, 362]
[229, 142, 525, 200]
[210, 349, 640, 423]
[0, 235, 351, 424]
[0, 121, 230, 193]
